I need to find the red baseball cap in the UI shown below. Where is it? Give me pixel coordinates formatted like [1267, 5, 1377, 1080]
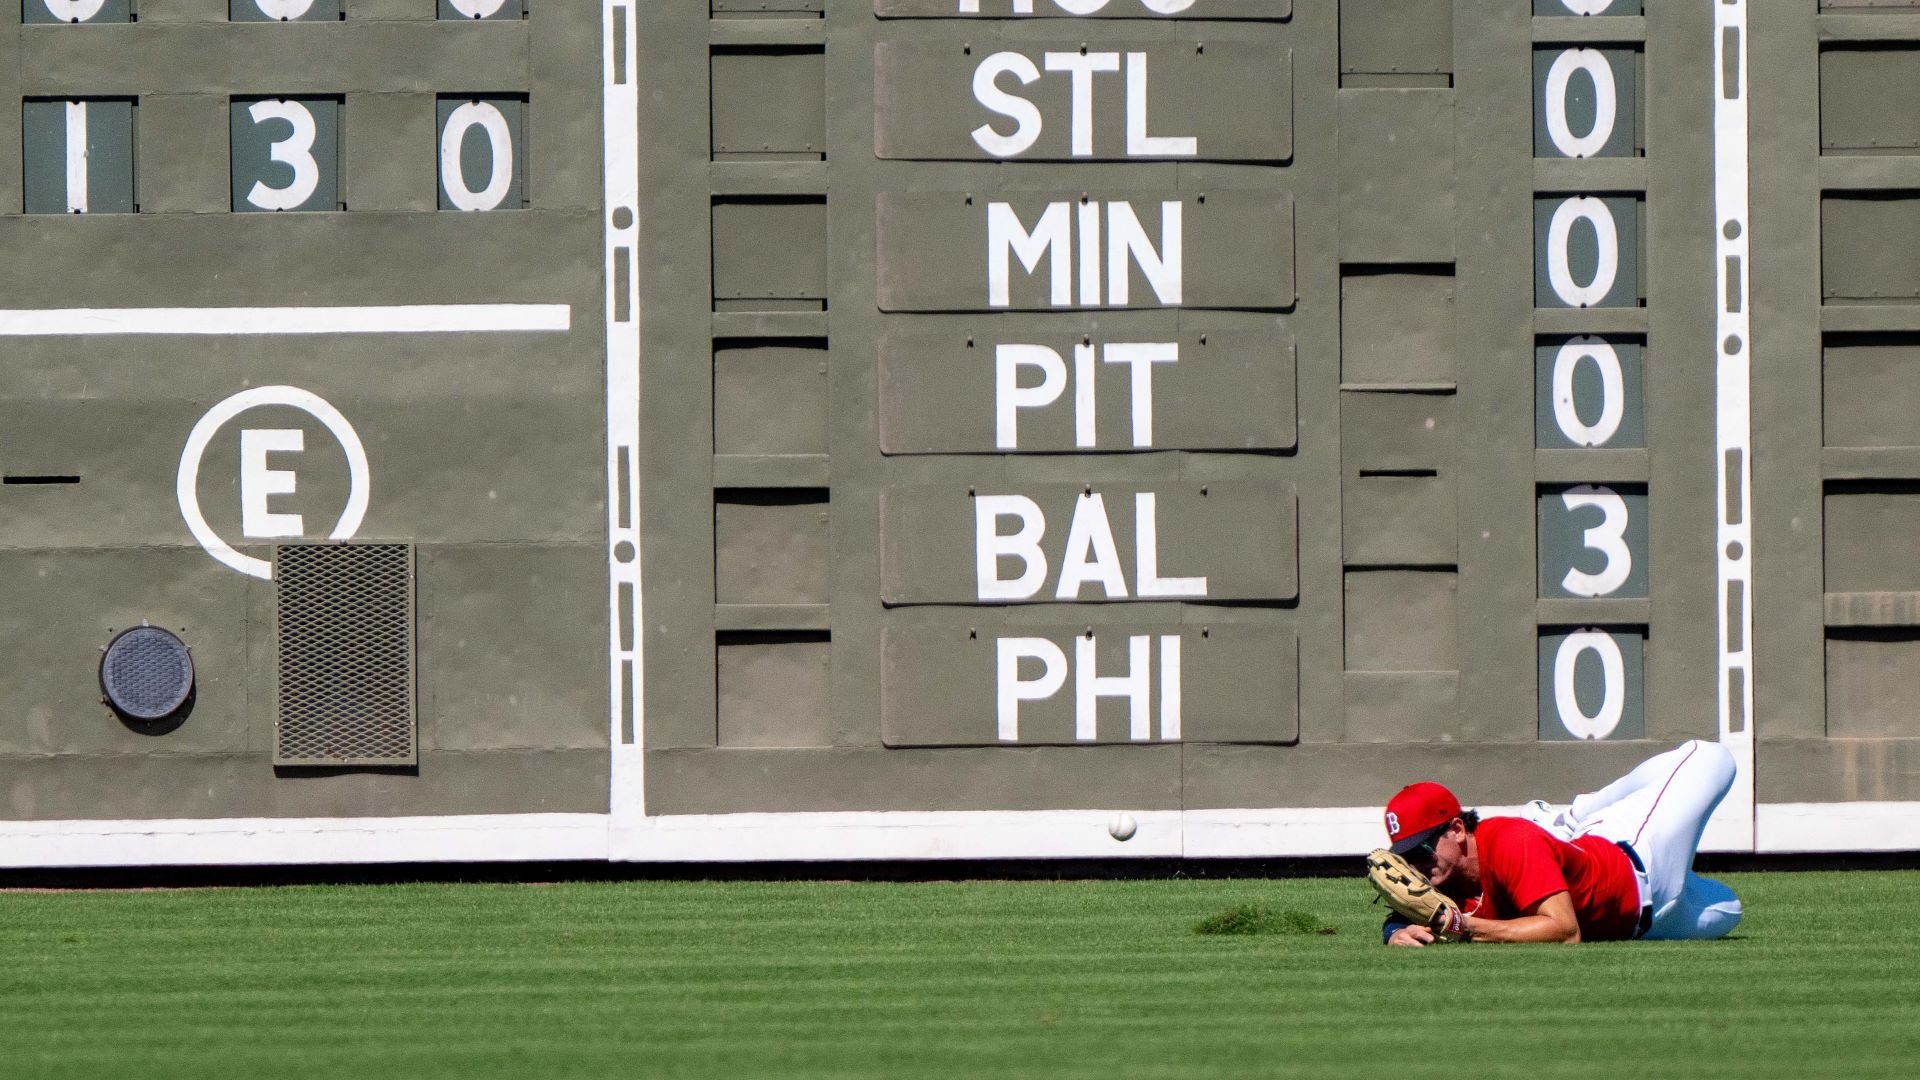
[1384, 781, 1463, 856]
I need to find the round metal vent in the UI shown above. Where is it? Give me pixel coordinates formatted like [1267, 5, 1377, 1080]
[100, 627, 195, 722]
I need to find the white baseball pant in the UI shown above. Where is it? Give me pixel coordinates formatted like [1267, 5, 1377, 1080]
[1549, 740, 1744, 941]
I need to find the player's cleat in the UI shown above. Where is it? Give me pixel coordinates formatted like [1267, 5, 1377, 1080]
[1522, 799, 1584, 838]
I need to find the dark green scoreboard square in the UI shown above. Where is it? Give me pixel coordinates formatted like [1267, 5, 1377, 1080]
[22, 0, 129, 22]
[229, 0, 341, 20]
[439, 0, 524, 17]
[1535, 337, 1645, 449]
[1533, 47, 1637, 160]
[231, 97, 340, 213]
[1538, 483, 1649, 599]
[437, 96, 527, 211]
[1534, 195, 1639, 309]
[22, 99, 135, 215]
[1537, 629, 1646, 742]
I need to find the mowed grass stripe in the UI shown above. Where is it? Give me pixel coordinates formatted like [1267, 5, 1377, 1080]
[3, 872, 1918, 1080]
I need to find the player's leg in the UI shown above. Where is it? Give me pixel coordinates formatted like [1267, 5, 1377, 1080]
[1568, 740, 1715, 825]
[1644, 871, 1742, 941]
[1581, 740, 1736, 912]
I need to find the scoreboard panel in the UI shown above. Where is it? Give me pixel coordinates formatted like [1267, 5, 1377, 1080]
[0, 0, 1912, 867]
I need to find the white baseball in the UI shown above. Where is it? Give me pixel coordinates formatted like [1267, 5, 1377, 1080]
[1108, 813, 1137, 842]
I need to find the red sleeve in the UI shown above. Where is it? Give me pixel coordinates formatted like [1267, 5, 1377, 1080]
[1481, 821, 1571, 915]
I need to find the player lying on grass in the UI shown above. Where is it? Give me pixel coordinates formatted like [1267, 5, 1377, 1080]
[1368, 740, 1744, 946]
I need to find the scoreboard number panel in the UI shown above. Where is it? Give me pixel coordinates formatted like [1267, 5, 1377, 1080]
[1534, 196, 1640, 310]
[229, 0, 341, 20]
[22, 0, 128, 22]
[22, 98, 134, 215]
[1538, 629, 1646, 742]
[231, 97, 341, 213]
[437, 97, 526, 212]
[440, 0, 524, 18]
[1533, 47, 1637, 161]
[1535, 337, 1644, 450]
[1539, 485, 1649, 600]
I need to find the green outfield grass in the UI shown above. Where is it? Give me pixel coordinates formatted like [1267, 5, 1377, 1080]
[2, 870, 1915, 1079]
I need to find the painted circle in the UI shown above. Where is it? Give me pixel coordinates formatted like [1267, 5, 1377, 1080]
[1723, 220, 1742, 240]
[611, 207, 634, 229]
[100, 626, 194, 722]
[1724, 335, 1743, 354]
[1727, 541, 1744, 560]
[176, 386, 370, 580]
[613, 540, 637, 564]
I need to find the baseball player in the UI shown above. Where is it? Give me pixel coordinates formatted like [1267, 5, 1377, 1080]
[1374, 739, 1744, 946]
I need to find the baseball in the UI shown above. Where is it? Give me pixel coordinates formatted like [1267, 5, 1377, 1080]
[1108, 813, 1138, 842]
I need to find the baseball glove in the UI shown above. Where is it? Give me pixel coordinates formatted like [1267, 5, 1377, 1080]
[1366, 848, 1470, 942]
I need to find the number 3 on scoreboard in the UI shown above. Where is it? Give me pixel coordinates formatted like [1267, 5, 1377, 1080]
[1538, 484, 1649, 599]
[245, 101, 319, 210]
[231, 97, 340, 213]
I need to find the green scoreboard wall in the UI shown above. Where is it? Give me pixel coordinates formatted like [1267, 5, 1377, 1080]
[0, 0, 1907, 866]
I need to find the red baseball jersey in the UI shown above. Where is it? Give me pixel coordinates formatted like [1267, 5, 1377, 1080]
[1472, 817, 1642, 941]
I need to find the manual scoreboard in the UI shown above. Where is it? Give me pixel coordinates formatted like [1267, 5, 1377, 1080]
[0, 0, 1909, 866]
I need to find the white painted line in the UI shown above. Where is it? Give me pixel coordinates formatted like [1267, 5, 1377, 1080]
[0, 305, 571, 337]
[1756, 803, 1920, 853]
[1712, 0, 1756, 851]
[603, 0, 645, 822]
[0, 801, 1908, 867]
[0, 814, 609, 868]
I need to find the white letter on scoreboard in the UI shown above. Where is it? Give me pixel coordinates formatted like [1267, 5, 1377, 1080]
[972, 52, 1044, 158]
[1108, 201, 1182, 305]
[988, 201, 1072, 307]
[1158, 634, 1182, 739]
[998, 637, 1067, 741]
[995, 344, 1068, 449]
[1043, 51, 1121, 157]
[240, 428, 305, 539]
[1103, 341, 1176, 447]
[1135, 492, 1207, 597]
[1056, 492, 1129, 600]
[975, 494, 1049, 600]
[1076, 634, 1152, 741]
[1125, 53, 1197, 157]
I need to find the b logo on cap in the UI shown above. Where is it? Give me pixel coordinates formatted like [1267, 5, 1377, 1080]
[1385, 811, 1401, 836]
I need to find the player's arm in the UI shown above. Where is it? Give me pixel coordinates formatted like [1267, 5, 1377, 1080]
[1462, 891, 1581, 943]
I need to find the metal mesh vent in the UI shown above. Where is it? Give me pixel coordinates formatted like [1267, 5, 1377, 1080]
[274, 543, 417, 766]
[101, 627, 195, 722]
